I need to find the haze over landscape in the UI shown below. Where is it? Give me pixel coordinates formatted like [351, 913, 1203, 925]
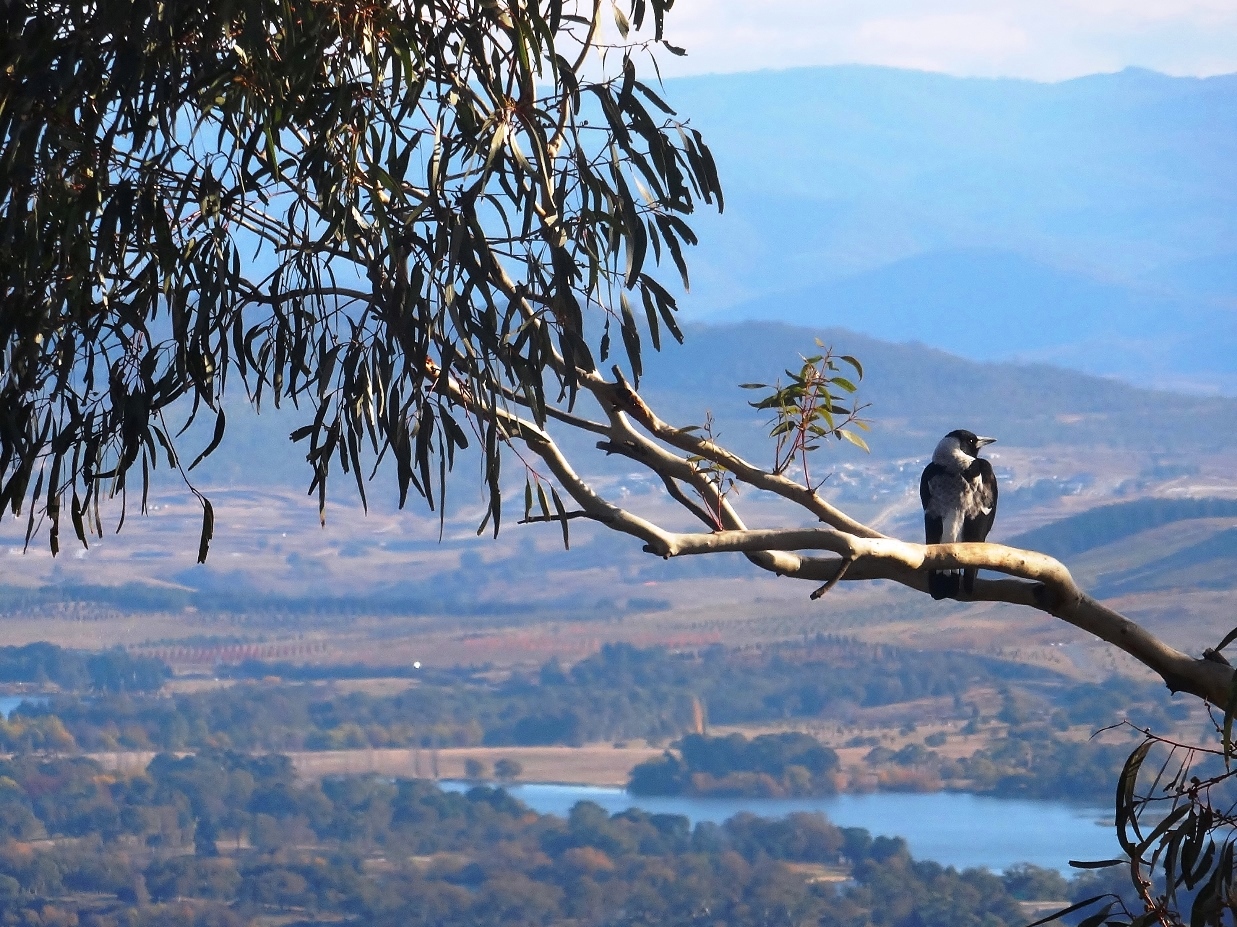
[5, 4, 1237, 916]
[647, 0, 1237, 81]
[673, 66, 1237, 394]
[6, 65, 1236, 670]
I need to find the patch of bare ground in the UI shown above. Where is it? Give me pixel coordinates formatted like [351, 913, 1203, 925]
[0, 611, 223, 650]
[163, 677, 239, 694]
[1019, 901, 1075, 921]
[317, 677, 417, 697]
[782, 861, 851, 884]
[406, 851, 468, 870]
[90, 751, 158, 775]
[288, 744, 663, 787]
[250, 912, 344, 927]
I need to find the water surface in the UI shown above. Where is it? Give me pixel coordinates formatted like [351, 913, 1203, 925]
[445, 781, 1115, 874]
[0, 696, 47, 718]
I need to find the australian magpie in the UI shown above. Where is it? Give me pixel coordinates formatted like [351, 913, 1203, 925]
[920, 430, 998, 600]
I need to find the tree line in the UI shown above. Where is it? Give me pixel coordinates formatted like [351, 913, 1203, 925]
[0, 644, 167, 693]
[627, 726, 1157, 802]
[629, 732, 842, 797]
[0, 640, 1189, 803]
[0, 749, 1130, 926]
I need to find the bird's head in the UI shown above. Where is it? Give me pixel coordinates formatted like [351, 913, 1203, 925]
[934, 429, 996, 467]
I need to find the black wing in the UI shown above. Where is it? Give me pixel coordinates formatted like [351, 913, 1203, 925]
[961, 457, 998, 543]
[923, 461, 955, 599]
[919, 463, 939, 511]
[920, 464, 944, 545]
[959, 458, 997, 595]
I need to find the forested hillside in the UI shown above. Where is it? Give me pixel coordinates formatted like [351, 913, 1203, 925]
[0, 749, 1098, 927]
[1007, 499, 1237, 559]
[0, 640, 1197, 802]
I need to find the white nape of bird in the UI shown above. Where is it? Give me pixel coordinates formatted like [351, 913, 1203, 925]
[919, 429, 998, 600]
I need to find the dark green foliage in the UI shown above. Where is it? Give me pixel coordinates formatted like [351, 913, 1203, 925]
[0, 642, 168, 692]
[630, 732, 840, 797]
[10, 638, 1034, 754]
[1, 639, 1171, 801]
[0, 0, 720, 561]
[0, 751, 1063, 925]
[85, 647, 171, 693]
[145, 855, 241, 902]
[1003, 863, 1071, 900]
[15, 638, 1012, 752]
[493, 758, 523, 781]
[0, 642, 90, 688]
[1055, 677, 1191, 729]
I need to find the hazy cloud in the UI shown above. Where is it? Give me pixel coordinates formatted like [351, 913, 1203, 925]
[650, 0, 1237, 80]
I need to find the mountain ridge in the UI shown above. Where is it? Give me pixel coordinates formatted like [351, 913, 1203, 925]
[654, 64, 1237, 394]
[711, 249, 1237, 394]
[643, 321, 1237, 460]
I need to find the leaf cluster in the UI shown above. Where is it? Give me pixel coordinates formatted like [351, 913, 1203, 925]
[1035, 715, 1237, 927]
[0, 0, 720, 558]
[741, 343, 869, 488]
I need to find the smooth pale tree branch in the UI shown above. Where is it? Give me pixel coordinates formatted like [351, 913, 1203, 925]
[443, 360, 1237, 709]
[599, 368, 885, 539]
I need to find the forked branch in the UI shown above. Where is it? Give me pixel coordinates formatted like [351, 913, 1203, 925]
[437, 359, 1235, 708]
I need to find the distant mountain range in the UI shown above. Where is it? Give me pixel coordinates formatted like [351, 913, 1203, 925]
[156, 318, 1237, 491]
[712, 250, 1237, 393]
[658, 66, 1237, 394]
[642, 322, 1237, 460]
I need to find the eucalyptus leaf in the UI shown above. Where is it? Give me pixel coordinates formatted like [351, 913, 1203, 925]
[0, 0, 721, 558]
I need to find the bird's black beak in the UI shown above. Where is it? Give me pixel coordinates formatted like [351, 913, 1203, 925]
[975, 436, 996, 448]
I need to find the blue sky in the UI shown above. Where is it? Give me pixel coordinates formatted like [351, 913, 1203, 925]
[654, 0, 1237, 80]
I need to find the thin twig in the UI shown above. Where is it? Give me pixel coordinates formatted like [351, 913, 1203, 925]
[810, 557, 853, 599]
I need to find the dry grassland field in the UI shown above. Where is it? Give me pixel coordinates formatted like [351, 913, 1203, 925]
[0, 478, 1190, 675]
[82, 746, 662, 788]
[289, 745, 665, 786]
[80, 704, 1167, 791]
[0, 585, 1154, 684]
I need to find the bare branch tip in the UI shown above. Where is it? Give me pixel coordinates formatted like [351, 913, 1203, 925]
[810, 557, 853, 599]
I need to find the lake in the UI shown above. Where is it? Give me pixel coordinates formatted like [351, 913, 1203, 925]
[443, 781, 1115, 874]
[0, 695, 47, 718]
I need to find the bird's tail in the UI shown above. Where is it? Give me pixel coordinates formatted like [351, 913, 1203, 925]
[962, 568, 978, 595]
[928, 571, 960, 600]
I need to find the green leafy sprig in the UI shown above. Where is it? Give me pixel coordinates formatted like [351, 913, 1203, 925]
[741, 341, 870, 490]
